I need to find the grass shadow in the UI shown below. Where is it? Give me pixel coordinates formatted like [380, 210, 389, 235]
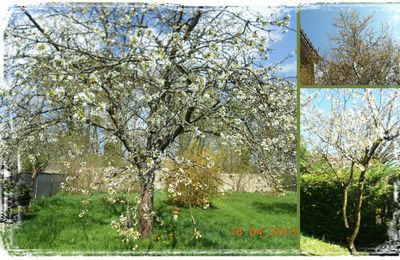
[187, 237, 224, 248]
[161, 199, 219, 211]
[252, 201, 296, 214]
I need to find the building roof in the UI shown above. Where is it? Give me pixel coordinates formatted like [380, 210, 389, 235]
[300, 28, 319, 56]
[300, 28, 321, 65]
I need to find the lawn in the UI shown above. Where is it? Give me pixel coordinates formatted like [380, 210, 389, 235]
[3, 191, 298, 255]
[300, 235, 350, 256]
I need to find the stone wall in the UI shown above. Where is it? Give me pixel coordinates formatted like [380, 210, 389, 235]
[155, 173, 271, 193]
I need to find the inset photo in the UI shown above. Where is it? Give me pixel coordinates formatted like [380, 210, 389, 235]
[300, 88, 400, 256]
[300, 4, 400, 86]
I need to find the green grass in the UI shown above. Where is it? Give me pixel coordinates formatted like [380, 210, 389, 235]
[300, 235, 350, 256]
[4, 191, 297, 255]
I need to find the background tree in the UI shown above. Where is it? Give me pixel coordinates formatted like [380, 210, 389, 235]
[318, 10, 400, 85]
[301, 89, 400, 254]
[2, 3, 295, 238]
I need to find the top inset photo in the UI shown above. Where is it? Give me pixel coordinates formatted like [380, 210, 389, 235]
[300, 3, 400, 86]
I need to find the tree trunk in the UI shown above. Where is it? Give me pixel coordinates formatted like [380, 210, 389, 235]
[138, 170, 155, 239]
[342, 185, 350, 229]
[347, 169, 367, 256]
[30, 164, 38, 200]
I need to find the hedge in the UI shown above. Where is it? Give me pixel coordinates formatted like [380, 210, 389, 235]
[301, 165, 400, 248]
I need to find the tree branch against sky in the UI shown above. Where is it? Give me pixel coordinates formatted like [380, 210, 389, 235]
[1, 3, 296, 239]
[318, 10, 400, 85]
[301, 88, 400, 255]
[301, 4, 400, 86]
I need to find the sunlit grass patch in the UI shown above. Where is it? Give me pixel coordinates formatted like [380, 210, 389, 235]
[4, 191, 297, 255]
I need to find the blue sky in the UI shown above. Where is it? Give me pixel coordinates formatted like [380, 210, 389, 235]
[301, 3, 400, 55]
[269, 7, 297, 79]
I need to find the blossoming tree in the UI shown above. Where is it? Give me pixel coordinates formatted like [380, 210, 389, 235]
[301, 89, 400, 255]
[1, 3, 296, 238]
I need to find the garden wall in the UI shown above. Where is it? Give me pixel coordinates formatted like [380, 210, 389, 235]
[155, 173, 272, 193]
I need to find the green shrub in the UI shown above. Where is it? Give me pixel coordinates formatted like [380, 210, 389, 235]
[301, 164, 400, 248]
[3, 180, 31, 206]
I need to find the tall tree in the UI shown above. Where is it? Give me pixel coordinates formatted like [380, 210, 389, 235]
[318, 10, 400, 85]
[2, 3, 295, 238]
[302, 89, 400, 254]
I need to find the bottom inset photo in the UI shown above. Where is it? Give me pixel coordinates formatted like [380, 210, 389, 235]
[300, 88, 400, 256]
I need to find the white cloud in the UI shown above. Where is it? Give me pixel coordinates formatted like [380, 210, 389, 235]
[279, 61, 296, 74]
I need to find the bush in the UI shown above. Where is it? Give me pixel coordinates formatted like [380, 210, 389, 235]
[3, 179, 31, 206]
[164, 143, 222, 208]
[301, 164, 400, 248]
[2, 179, 31, 220]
